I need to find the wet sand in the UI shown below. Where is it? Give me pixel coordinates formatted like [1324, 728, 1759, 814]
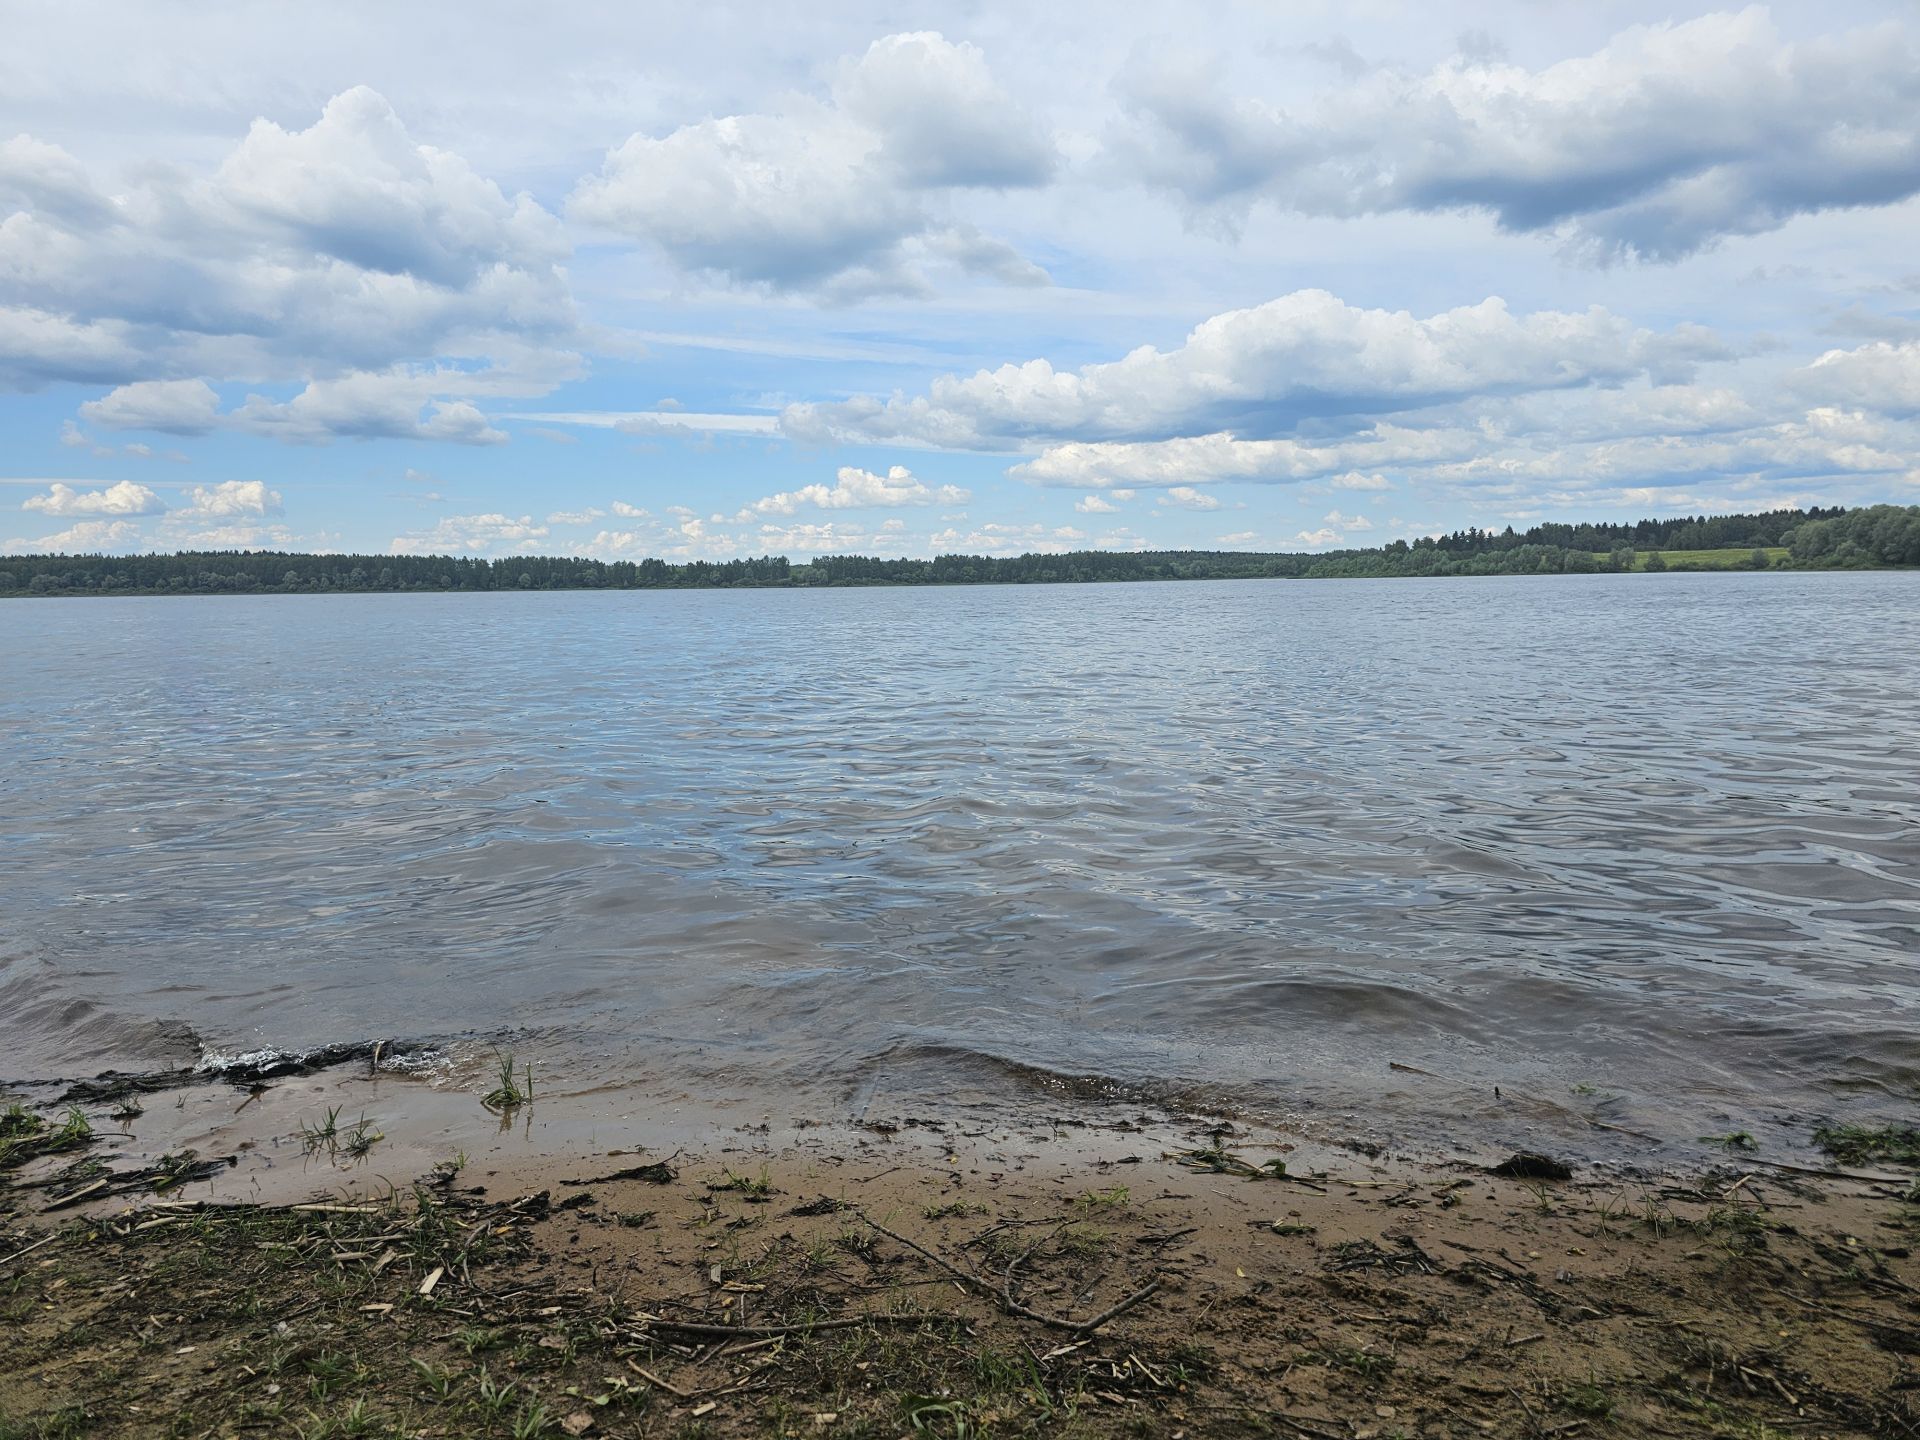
[4, 1065, 1917, 1439]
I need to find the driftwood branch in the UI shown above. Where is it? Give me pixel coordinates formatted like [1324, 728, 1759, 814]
[859, 1210, 1162, 1334]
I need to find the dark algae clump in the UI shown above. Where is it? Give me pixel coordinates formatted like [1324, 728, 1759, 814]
[1814, 1124, 1920, 1167]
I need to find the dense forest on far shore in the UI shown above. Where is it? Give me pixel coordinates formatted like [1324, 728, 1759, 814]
[4, 504, 1918, 597]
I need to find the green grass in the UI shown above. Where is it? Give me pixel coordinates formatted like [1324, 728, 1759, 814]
[922, 1201, 982, 1221]
[1074, 1185, 1130, 1215]
[0, 1103, 93, 1169]
[708, 1165, 775, 1200]
[453, 1326, 505, 1356]
[1059, 1222, 1109, 1256]
[509, 1398, 553, 1439]
[299, 1107, 343, 1156]
[342, 1115, 383, 1160]
[0, 1406, 92, 1440]
[1560, 1382, 1615, 1419]
[295, 1107, 382, 1162]
[49, 1108, 91, 1149]
[409, 1358, 455, 1402]
[481, 1055, 534, 1111]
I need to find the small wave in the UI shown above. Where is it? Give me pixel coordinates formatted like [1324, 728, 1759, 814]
[191, 1040, 438, 1079]
[867, 1039, 1251, 1120]
[55, 1033, 472, 1104]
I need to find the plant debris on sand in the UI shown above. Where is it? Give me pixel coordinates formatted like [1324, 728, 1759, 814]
[3, 1116, 1918, 1440]
[1815, 1124, 1920, 1168]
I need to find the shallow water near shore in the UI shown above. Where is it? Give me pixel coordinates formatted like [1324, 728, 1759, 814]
[4, 572, 1919, 1164]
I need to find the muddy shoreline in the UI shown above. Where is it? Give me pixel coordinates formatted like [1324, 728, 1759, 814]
[4, 1059, 1918, 1439]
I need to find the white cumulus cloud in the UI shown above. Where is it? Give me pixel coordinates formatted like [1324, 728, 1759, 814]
[1012, 424, 1480, 490]
[388, 512, 549, 555]
[23, 480, 165, 517]
[2, 518, 143, 553]
[1794, 341, 1920, 417]
[183, 480, 283, 518]
[738, 465, 970, 517]
[569, 32, 1052, 298]
[1159, 486, 1221, 510]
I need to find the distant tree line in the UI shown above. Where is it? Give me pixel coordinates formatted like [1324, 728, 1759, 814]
[2, 505, 1912, 598]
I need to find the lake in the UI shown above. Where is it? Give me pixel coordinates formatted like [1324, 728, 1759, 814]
[3, 572, 1917, 1158]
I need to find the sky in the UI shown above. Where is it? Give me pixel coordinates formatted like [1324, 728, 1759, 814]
[4, 1, 1919, 562]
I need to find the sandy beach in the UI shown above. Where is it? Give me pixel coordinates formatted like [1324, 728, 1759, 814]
[5, 1058, 1916, 1439]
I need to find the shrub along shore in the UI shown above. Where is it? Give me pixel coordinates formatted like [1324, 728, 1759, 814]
[4, 505, 1919, 598]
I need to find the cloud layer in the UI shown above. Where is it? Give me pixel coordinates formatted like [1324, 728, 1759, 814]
[3, 86, 576, 434]
[5, 6, 1920, 560]
[782, 289, 1725, 449]
[1112, 8, 1920, 260]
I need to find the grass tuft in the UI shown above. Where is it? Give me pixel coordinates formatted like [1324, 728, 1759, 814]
[481, 1055, 534, 1111]
[299, 1107, 343, 1156]
[709, 1165, 775, 1201]
[342, 1115, 383, 1160]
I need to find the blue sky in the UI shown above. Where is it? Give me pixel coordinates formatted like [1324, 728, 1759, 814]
[4, 2, 1919, 560]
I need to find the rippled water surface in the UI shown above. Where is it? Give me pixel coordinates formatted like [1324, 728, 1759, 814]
[4, 575, 1918, 1152]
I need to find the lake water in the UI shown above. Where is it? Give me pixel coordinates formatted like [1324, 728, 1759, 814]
[3, 573, 1917, 1159]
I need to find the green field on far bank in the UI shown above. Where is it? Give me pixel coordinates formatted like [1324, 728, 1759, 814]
[1594, 545, 1790, 571]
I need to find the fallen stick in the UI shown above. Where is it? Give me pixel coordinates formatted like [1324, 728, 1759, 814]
[863, 1212, 1162, 1333]
[864, 1214, 987, 1290]
[1268, 1413, 1346, 1440]
[0, 1233, 59, 1269]
[1742, 1156, 1910, 1185]
[714, 1335, 786, 1359]
[624, 1358, 693, 1398]
[636, 1313, 959, 1338]
[1065, 1281, 1163, 1334]
[289, 1203, 383, 1213]
[41, 1179, 111, 1211]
